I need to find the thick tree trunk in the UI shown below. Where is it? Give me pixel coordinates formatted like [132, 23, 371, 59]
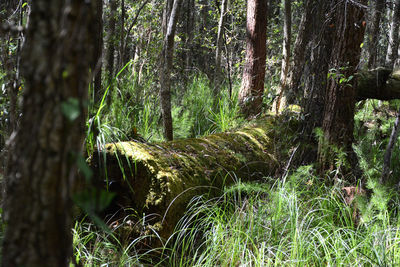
[302, 1, 334, 145]
[275, 0, 292, 113]
[318, 0, 367, 174]
[285, 0, 313, 105]
[160, 0, 182, 141]
[239, 0, 268, 117]
[386, 0, 400, 68]
[367, 0, 385, 69]
[2, 0, 95, 266]
[90, 117, 288, 240]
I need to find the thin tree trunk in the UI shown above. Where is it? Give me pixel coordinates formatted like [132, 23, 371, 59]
[381, 107, 400, 184]
[239, 0, 268, 118]
[118, 0, 125, 70]
[275, 0, 292, 113]
[367, 0, 385, 69]
[93, 0, 103, 102]
[214, 0, 229, 94]
[386, 0, 400, 68]
[160, 0, 182, 141]
[2, 0, 96, 265]
[318, 0, 367, 174]
[106, 0, 117, 85]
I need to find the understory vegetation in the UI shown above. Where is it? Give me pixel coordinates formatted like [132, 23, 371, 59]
[72, 72, 400, 266]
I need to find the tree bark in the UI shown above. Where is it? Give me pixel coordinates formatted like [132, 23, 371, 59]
[301, 1, 334, 145]
[275, 0, 292, 113]
[106, 0, 117, 85]
[2, 0, 96, 266]
[285, 0, 313, 105]
[214, 0, 229, 94]
[93, 0, 103, 102]
[381, 107, 400, 184]
[318, 0, 367, 174]
[386, 0, 400, 68]
[160, 0, 182, 141]
[366, 0, 385, 69]
[239, 0, 268, 118]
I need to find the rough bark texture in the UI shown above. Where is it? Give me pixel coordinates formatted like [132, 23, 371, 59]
[318, 0, 367, 174]
[239, 0, 268, 117]
[286, 0, 313, 105]
[386, 0, 400, 68]
[275, 0, 292, 113]
[367, 0, 385, 68]
[2, 0, 96, 266]
[381, 107, 400, 184]
[160, 0, 182, 141]
[90, 117, 294, 241]
[301, 1, 334, 148]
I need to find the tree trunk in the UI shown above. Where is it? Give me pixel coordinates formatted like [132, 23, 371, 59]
[106, 0, 117, 85]
[214, 0, 229, 94]
[93, 0, 103, 102]
[301, 1, 334, 147]
[90, 117, 288, 241]
[118, 0, 125, 70]
[275, 0, 292, 113]
[318, 0, 367, 174]
[285, 0, 313, 105]
[239, 0, 268, 118]
[160, 0, 182, 141]
[366, 0, 385, 69]
[381, 107, 400, 184]
[2, 0, 95, 266]
[386, 0, 400, 68]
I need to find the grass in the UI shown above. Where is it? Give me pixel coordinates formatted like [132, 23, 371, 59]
[72, 166, 400, 266]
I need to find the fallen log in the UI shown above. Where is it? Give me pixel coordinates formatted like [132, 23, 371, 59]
[90, 117, 294, 239]
[356, 68, 400, 101]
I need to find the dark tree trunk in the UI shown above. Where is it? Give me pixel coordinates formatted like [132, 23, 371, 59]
[118, 0, 125, 70]
[160, 0, 182, 141]
[301, 1, 334, 145]
[2, 0, 96, 266]
[285, 0, 314, 104]
[275, 0, 292, 113]
[93, 0, 103, 102]
[366, 0, 385, 68]
[318, 0, 367, 174]
[239, 0, 268, 117]
[386, 0, 400, 68]
[106, 0, 117, 85]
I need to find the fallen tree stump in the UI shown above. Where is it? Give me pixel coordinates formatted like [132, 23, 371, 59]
[90, 116, 293, 239]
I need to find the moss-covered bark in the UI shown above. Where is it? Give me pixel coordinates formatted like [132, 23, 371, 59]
[90, 117, 293, 239]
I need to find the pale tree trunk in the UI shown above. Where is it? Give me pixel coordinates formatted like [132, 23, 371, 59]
[2, 0, 96, 266]
[118, 0, 125, 70]
[386, 0, 400, 68]
[160, 0, 182, 141]
[239, 0, 268, 118]
[366, 0, 385, 68]
[318, 0, 367, 175]
[214, 0, 229, 94]
[275, 0, 291, 113]
[286, 0, 313, 105]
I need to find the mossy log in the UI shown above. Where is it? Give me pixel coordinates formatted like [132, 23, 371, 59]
[356, 68, 400, 101]
[90, 117, 292, 239]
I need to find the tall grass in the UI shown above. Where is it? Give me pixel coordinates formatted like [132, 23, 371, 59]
[73, 165, 400, 266]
